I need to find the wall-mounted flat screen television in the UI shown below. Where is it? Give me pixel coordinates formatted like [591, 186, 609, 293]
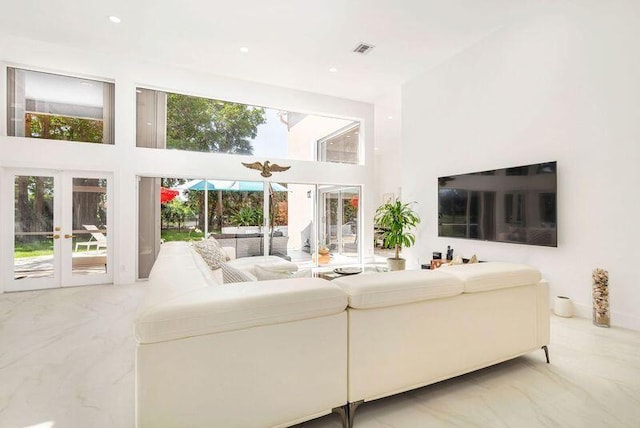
[438, 161, 557, 247]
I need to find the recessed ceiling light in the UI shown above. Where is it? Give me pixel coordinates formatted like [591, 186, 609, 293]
[108, 16, 121, 24]
[239, 47, 249, 53]
[329, 67, 338, 73]
[387, 116, 393, 120]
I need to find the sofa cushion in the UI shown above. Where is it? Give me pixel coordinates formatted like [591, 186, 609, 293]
[135, 278, 347, 343]
[292, 269, 312, 279]
[227, 256, 298, 276]
[254, 264, 291, 281]
[192, 238, 229, 270]
[221, 263, 257, 283]
[440, 262, 542, 293]
[254, 264, 313, 281]
[332, 270, 463, 309]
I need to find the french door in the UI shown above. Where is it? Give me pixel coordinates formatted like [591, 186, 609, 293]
[3, 169, 112, 291]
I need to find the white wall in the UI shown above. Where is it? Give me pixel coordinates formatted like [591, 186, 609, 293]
[0, 35, 375, 286]
[402, 0, 640, 329]
[287, 115, 354, 161]
[373, 90, 402, 206]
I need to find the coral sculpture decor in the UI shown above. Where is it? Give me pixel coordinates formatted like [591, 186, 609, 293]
[592, 268, 610, 327]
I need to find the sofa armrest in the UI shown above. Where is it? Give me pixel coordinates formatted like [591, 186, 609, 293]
[135, 278, 347, 344]
[222, 246, 236, 260]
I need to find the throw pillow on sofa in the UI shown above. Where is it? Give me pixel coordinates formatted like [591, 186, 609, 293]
[193, 238, 229, 270]
[220, 263, 257, 283]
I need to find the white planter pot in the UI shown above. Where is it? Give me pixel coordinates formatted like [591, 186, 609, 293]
[387, 258, 406, 271]
[554, 296, 573, 318]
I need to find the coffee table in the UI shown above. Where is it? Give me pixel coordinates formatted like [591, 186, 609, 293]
[314, 264, 388, 281]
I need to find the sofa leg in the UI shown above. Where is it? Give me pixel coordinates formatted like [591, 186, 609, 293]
[347, 400, 364, 427]
[542, 345, 550, 364]
[331, 405, 348, 428]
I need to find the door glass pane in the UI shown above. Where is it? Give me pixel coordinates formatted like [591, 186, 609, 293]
[14, 175, 55, 280]
[341, 188, 359, 257]
[318, 186, 360, 266]
[324, 191, 340, 256]
[72, 178, 108, 275]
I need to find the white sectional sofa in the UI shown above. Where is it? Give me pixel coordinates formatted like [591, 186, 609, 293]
[135, 242, 550, 428]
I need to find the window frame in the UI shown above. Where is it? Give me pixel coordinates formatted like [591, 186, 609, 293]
[316, 122, 361, 164]
[136, 86, 363, 164]
[6, 66, 115, 145]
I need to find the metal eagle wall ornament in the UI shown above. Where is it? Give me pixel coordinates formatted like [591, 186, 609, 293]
[241, 160, 291, 177]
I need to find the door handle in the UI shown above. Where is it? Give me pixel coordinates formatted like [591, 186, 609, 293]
[64, 234, 76, 239]
[47, 234, 60, 239]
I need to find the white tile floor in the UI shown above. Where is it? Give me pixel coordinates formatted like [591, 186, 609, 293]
[1, 283, 639, 428]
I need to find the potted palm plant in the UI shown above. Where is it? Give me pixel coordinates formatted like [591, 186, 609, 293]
[374, 198, 420, 271]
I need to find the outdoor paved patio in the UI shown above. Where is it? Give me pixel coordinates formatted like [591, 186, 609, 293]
[14, 252, 108, 280]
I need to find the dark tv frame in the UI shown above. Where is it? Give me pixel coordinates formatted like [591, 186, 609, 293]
[438, 161, 557, 247]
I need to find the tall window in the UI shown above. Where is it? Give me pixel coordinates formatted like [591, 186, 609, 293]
[136, 88, 361, 163]
[7, 68, 114, 144]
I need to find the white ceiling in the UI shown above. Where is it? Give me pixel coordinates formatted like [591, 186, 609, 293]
[0, 0, 548, 103]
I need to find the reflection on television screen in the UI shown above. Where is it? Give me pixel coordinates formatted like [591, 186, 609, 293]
[438, 162, 557, 247]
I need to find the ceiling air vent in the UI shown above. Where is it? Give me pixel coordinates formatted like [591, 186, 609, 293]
[353, 42, 375, 55]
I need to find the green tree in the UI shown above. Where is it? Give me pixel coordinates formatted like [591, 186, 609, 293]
[27, 113, 103, 143]
[163, 94, 266, 231]
[161, 200, 194, 231]
[166, 94, 266, 154]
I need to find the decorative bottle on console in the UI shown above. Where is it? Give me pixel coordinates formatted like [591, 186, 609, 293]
[446, 246, 453, 261]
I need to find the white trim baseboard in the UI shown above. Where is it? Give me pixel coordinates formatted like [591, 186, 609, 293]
[572, 302, 640, 331]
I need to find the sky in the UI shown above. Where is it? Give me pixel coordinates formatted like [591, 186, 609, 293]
[250, 108, 289, 158]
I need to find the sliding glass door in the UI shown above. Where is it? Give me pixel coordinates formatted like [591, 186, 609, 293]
[139, 177, 362, 276]
[318, 185, 360, 265]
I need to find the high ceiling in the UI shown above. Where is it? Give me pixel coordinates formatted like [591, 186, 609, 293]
[1, 0, 548, 103]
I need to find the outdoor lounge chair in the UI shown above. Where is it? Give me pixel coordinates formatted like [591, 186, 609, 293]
[75, 225, 108, 252]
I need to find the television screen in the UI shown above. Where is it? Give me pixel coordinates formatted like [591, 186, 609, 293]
[438, 161, 557, 247]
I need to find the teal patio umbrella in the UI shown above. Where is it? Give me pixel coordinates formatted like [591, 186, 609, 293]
[180, 179, 218, 191]
[208, 180, 287, 192]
